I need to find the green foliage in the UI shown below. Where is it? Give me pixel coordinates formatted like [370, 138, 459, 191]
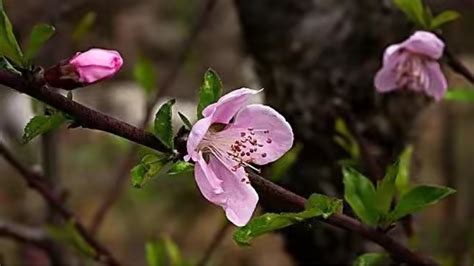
[389, 185, 455, 221]
[444, 89, 474, 102]
[178, 112, 193, 130]
[343, 166, 379, 226]
[374, 164, 397, 215]
[46, 220, 96, 258]
[24, 24, 55, 62]
[153, 99, 176, 149]
[268, 143, 302, 182]
[22, 112, 66, 143]
[131, 153, 171, 188]
[197, 69, 222, 119]
[430, 10, 461, 29]
[146, 236, 184, 266]
[353, 253, 391, 266]
[395, 146, 413, 195]
[0, 1, 24, 67]
[233, 194, 342, 246]
[167, 160, 194, 175]
[72, 11, 96, 42]
[134, 56, 157, 95]
[334, 118, 360, 163]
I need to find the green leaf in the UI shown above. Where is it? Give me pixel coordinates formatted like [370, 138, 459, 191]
[153, 99, 175, 149]
[131, 153, 170, 188]
[24, 24, 55, 62]
[393, 0, 429, 28]
[334, 118, 360, 161]
[395, 146, 413, 195]
[145, 239, 167, 266]
[178, 112, 193, 130]
[234, 193, 342, 246]
[72, 11, 96, 42]
[22, 113, 66, 143]
[444, 89, 474, 102]
[268, 143, 302, 182]
[167, 160, 194, 175]
[197, 69, 222, 119]
[389, 185, 455, 221]
[343, 166, 379, 226]
[0, 2, 24, 66]
[353, 253, 391, 266]
[374, 164, 397, 215]
[430, 10, 461, 29]
[162, 236, 182, 266]
[134, 56, 156, 94]
[46, 220, 96, 258]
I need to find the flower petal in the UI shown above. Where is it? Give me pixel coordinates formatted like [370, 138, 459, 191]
[207, 155, 258, 226]
[194, 152, 225, 203]
[229, 104, 294, 165]
[383, 44, 402, 65]
[423, 61, 447, 101]
[375, 52, 404, 93]
[400, 31, 444, 59]
[187, 115, 213, 161]
[202, 88, 261, 123]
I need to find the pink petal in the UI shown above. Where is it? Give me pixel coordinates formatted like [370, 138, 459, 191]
[202, 88, 261, 123]
[207, 156, 258, 226]
[69, 48, 123, 83]
[374, 65, 399, 93]
[229, 104, 294, 165]
[400, 31, 444, 60]
[423, 61, 447, 101]
[383, 44, 402, 65]
[187, 115, 214, 161]
[194, 152, 225, 203]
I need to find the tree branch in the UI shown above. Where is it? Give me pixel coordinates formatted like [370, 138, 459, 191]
[444, 47, 474, 84]
[0, 70, 437, 265]
[0, 219, 51, 250]
[0, 142, 120, 266]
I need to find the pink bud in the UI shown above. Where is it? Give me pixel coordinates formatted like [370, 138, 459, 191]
[44, 48, 123, 90]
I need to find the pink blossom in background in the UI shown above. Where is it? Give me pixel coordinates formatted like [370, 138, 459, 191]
[186, 88, 294, 226]
[374, 31, 447, 101]
[69, 48, 123, 84]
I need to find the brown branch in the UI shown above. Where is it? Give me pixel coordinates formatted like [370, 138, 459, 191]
[444, 48, 474, 84]
[0, 142, 120, 266]
[197, 221, 230, 266]
[0, 219, 51, 250]
[89, 0, 218, 233]
[0, 70, 438, 265]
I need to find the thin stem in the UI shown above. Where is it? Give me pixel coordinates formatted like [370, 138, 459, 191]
[0, 219, 51, 250]
[89, 0, 218, 233]
[197, 221, 230, 266]
[444, 48, 474, 84]
[0, 142, 120, 266]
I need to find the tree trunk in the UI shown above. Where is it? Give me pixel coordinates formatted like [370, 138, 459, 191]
[234, 0, 429, 264]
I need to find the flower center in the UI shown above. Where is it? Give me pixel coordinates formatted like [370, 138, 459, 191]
[395, 53, 429, 91]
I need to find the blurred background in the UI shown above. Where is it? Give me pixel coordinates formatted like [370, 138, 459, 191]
[0, 0, 473, 265]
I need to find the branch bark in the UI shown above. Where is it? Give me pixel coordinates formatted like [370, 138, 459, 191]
[0, 141, 120, 266]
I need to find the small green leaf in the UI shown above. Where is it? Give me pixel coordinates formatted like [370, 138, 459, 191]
[334, 118, 360, 161]
[162, 236, 182, 266]
[396, 146, 413, 195]
[234, 193, 342, 245]
[24, 23, 55, 62]
[374, 164, 397, 215]
[353, 253, 391, 266]
[197, 69, 222, 119]
[430, 10, 461, 29]
[72, 11, 96, 42]
[134, 56, 156, 94]
[178, 112, 193, 130]
[268, 143, 302, 182]
[167, 160, 194, 175]
[444, 89, 474, 102]
[153, 99, 175, 149]
[145, 239, 167, 266]
[343, 166, 379, 226]
[389, 185, 455, 221]
[22, 113, 66, 143]
[393, 0, 429, 28]
[0, 2, 24, 66]
[131, 153, 170, 188]
[46, 220, 96, 258]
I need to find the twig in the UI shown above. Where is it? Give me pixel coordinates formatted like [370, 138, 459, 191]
[0, 142, 120, 266]
[444, 48, 474, 84]
[197, 221, 230, 266]
[0, 219, 51, 250]
[0, 70, 438, 265]
[89, 0, 218, 233]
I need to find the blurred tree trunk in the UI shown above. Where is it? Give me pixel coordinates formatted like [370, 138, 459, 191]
[234, 0, 429, 264]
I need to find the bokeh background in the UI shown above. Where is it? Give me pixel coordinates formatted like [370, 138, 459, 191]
[0, 0, 473, 265]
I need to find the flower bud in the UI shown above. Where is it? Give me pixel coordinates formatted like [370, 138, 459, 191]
[44, 48, 123, 90]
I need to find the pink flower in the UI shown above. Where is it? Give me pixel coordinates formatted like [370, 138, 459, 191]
[44, 48, 123, 89]
[374, 31, 447, 101]
[69, 48, 123, 84]
[187, 88, 294, 226]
